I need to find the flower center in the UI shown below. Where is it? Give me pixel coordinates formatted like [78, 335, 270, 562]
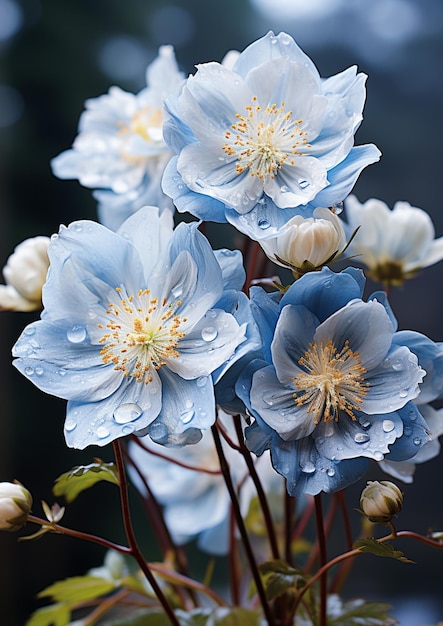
[129, 106, 164, 143]
[222, 97, 310, 181]
[293, 339, 368, 423]
[98, 287, 186, 384]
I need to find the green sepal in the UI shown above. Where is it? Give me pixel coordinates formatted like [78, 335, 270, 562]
[38, 575, 116, 603]
[259, 559, 306, 601]
[354, 538, 414, 563]
[52, 459, 119, 503]
[25, 602, 72, 626]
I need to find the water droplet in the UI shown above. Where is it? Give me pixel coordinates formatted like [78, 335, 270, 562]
[298, 179, 310, 189]
[171, 284, 183, 298]
[73, 223, 83, 232]
[392, 360, 403, 371]
[149, 422, 168, 442]
[181, 410, 195, 424]
[354, 432, 370, 444]
[399, 390, 408, 398]
[67, 325, 86, 343]
[280, 185, 290, 193]
[25, 366, 34, 376]
[258, 218, 270, 230]
[206, 310, 218, 319]
[58, 369, 66, 376]
[327, 467, 335, 477]
[301, 461, 316, 474]
[382, 419, 395, 433]
[270, 35, 278, 45]
[196, 376, 208, 387]
[373, 451, 384, 461]
[24, 326, 35, 336]
[332, 201, 343, 215]
[185, 400, 194, 410]
[201, 326, 218, 342]
[404, 426, 412, 436]
[65, 419, 77, 432]
[96, 425, 110, 439]
[35, 366, 44, 376]
[280, 33, 292, 45]
[113, 403, 143, 424]
[122, 424, 135, 435]
[413, 437, 421, 446]
[360, 419, 371, 430]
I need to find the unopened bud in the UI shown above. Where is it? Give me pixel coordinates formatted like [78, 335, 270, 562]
[0, 481, 33, 532]
[360, 480, 403, 524]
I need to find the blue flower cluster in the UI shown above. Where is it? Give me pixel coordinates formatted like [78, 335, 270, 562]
[11, 31, 443, 509]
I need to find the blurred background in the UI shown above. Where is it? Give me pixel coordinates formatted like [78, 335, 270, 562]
[1, 0, 443, 623]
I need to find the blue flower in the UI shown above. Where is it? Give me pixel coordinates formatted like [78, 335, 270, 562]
[12, 207, 249, 449]
[236, 268, 429, 496]
[162, 31, 380, 240]
[51, 46, 184, 230]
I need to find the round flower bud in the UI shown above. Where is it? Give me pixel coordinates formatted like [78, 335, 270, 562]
[360, 480, 403, 524]
[0, 481, 33, 532]
[259, 207, 346, 275]
[0, 236, 50, 311]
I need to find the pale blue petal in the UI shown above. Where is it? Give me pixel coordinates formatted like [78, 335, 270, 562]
[214, 249, 245, 291]
[385, 403, 431, 462]
[250, 286, 280, 362]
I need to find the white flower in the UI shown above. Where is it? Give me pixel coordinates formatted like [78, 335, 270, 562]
[259, 207, 347, 274]
[0, 481, 32, 532]
[360, 480, 403, 524]
[0, 236, 50, 311]
[345, 195, 443, 285]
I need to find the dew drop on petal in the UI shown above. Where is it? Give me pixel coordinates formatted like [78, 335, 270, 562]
[382, 419, 395, 433]
[171, 284, 183, 299]
[185, 400, 194, 410]
[122, 424, 135, 435]
[392, 361, 403, 371]
[258, 218, 271, 230]
[113, 403, 143, 424]
[360, 420, 371, 430]
[399, 389, 408, 398]
[327, 467, 335, 477]
[298, 179, 310, 189]
[301, 461, 316, 474]
[413, 437, 421, 446]
[65, 419, 77, 432]
[181, 410, 195, 424]
[149, 422, 168, 442]
[404, 426, 412, 436]
[373, 451, 384, 461]
[24, 326, 35, 336]
[35, 366, 44, 376]
[280, 185, 290, 193]
[354, 432, 370, 444]
[196, 376, 208, 387]
[96, 425, 110, 439]
[25, 366, 34, 376]
[201, 326, 218, 342]
[67, 325, 87, 343]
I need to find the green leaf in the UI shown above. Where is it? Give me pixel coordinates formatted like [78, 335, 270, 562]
[354, 538, 414, 564]
[329, 597, 397, 625]
[38, 575, 116, 603]
[176, 609, 212, 626]
[25, 603, 71, 626]
[259, 559, 306, 601]
[53, 460, 119, 502]
[214, 608, 261, 626]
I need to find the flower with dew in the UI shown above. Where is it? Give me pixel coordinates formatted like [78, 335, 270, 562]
[51, 46, 184, 230]
[0, 236, 50, 312]
[12, 207, 251, 449]
[378, 329, 443, 483]
[360, 480, 403, 524]
[128, 409, 283, 555]
[344, 195, 443, 285]
[0, 481, 32, 532]
[162, 31, 380, 240]
[236, 267, 429, 496]
[259, 206, 347, 275]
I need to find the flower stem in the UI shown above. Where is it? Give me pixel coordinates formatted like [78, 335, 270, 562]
[211, 424, 274, 626]
[314, 494, 327, 626]
[113, 440, 181, 626]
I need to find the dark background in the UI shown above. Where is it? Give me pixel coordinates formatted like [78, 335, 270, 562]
[1, 1, 443, 624]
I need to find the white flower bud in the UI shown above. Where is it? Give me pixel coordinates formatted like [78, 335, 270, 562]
[0, 481, 33, 532]
[259, 207, 346, 274]
[360, 480, 403, 524]
[0, 236, 50, 311]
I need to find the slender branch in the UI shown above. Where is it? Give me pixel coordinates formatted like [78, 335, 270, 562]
[284, 489, 294, 565]
[113, 440, 181, 626]
[149, 563, 227, 607]
[211, 425, 275, 626]
[233, 414, 280, 560]
[314, 494, 327, 626]
[228, 504, 240, 605]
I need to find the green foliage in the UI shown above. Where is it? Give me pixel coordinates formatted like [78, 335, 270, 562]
[328, 598, 397, 625]
[38, 575, 116, 603]
[25, 603, 72, 626]
[354, 538, 414, 564]
[52, 460, 119, 503]
[103, 609, 173, 625]
[259, 559, 306, 601]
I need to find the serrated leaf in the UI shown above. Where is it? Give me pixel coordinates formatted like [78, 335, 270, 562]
[25, 603, 71, 626]
[259, 559, 306, 601]
[38, 575, 116, 603]
[53, 460, 119, 503]
[329, 597, 397, 625]
[103, 609, 172, 626]
[354, 538, 414, 564]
